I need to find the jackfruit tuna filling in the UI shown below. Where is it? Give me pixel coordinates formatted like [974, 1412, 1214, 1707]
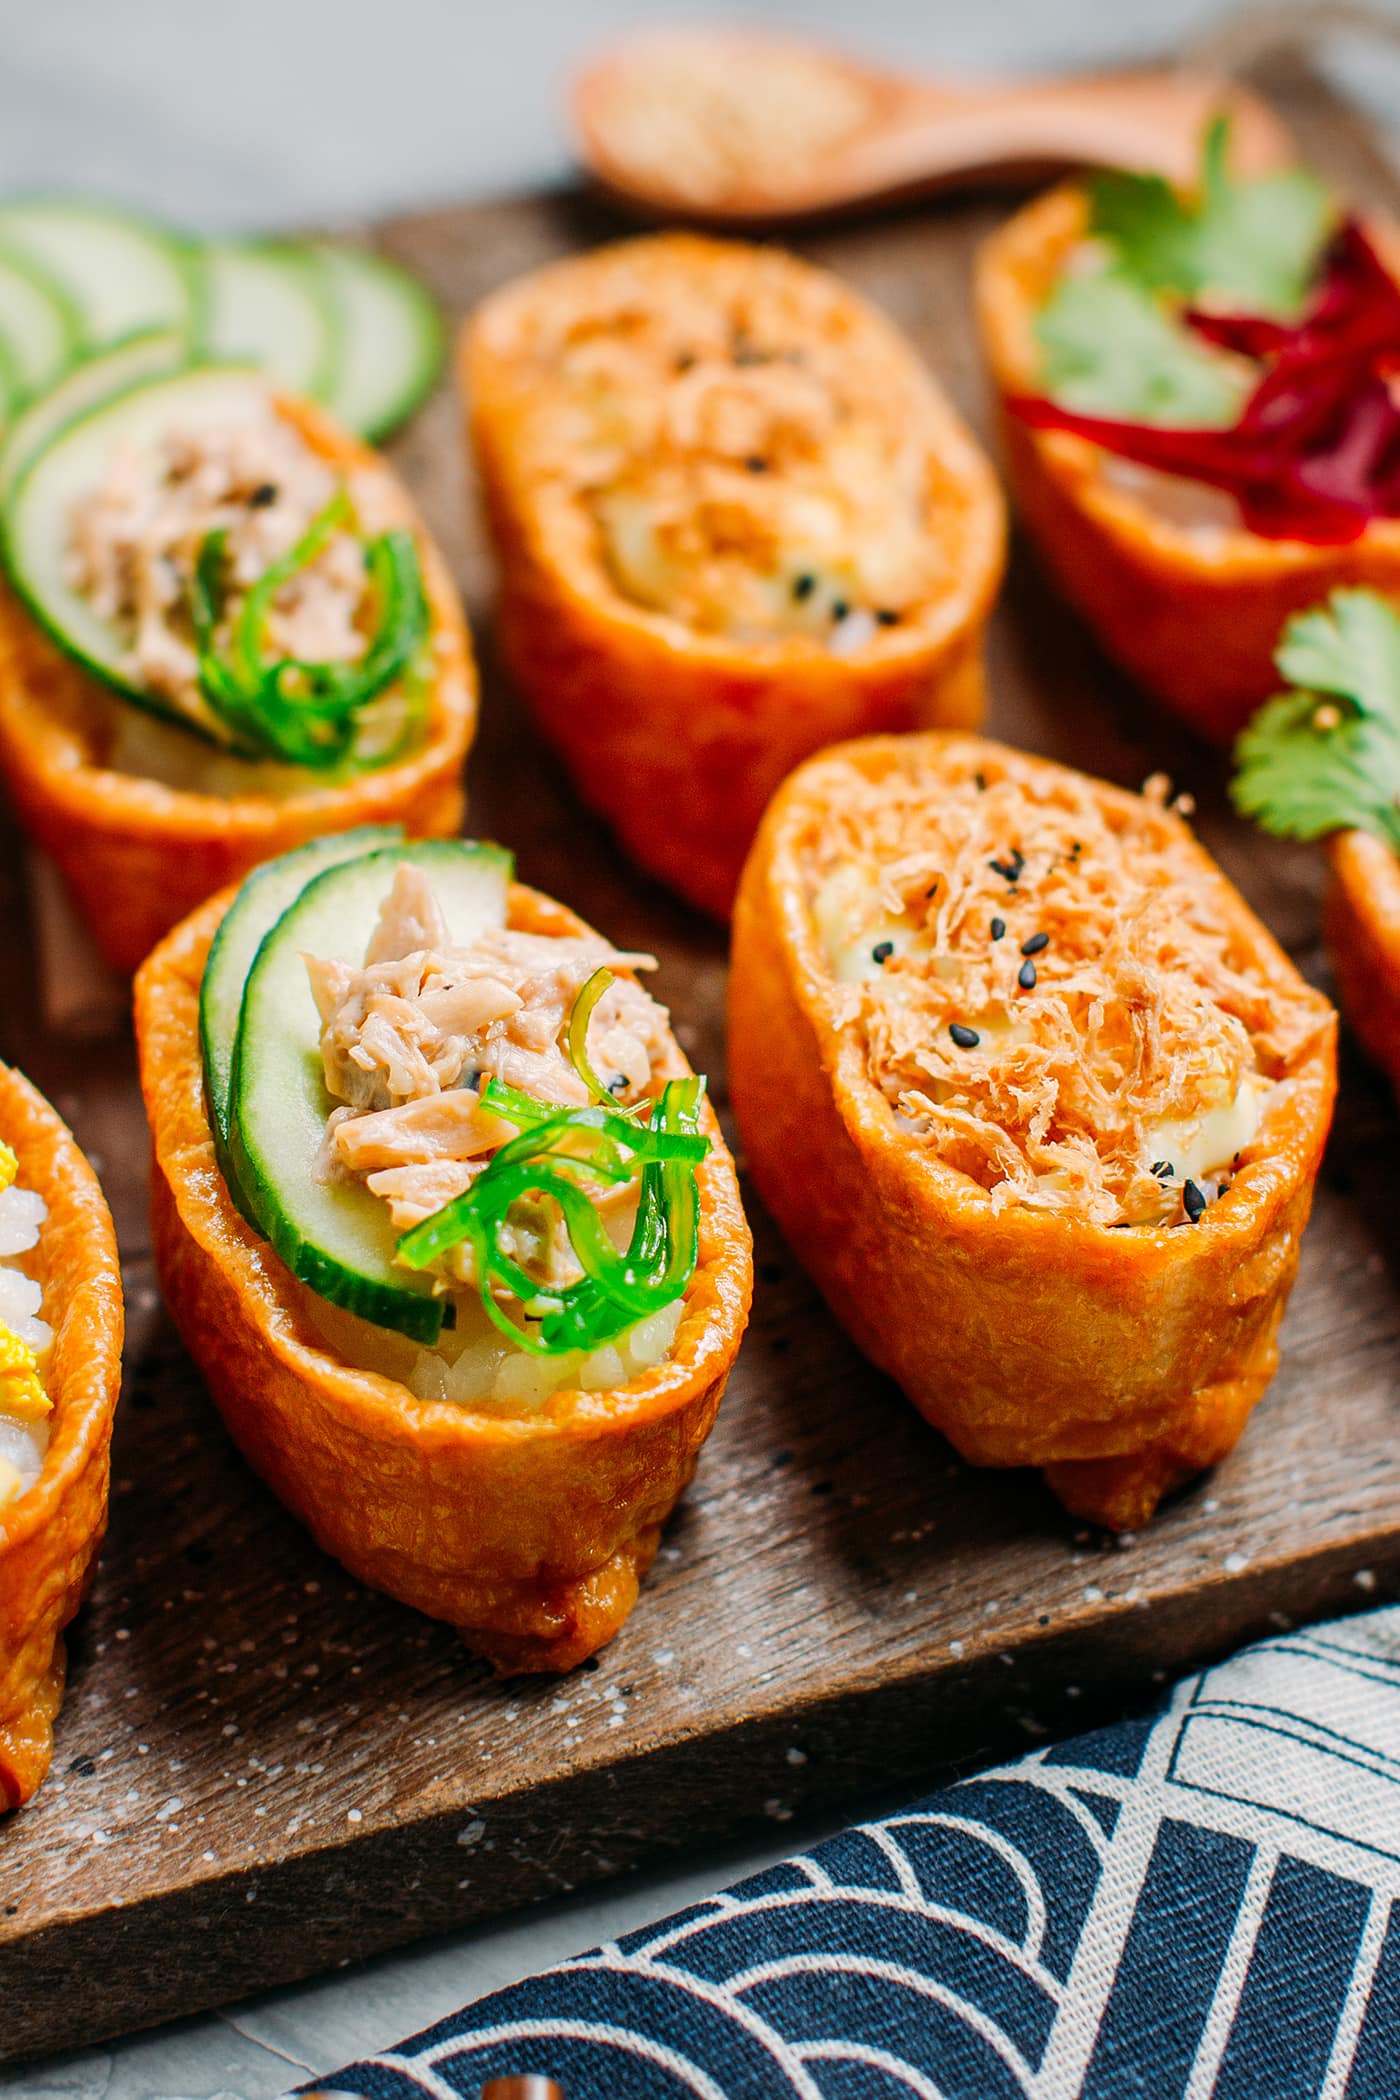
[300, 864, 690, 1410]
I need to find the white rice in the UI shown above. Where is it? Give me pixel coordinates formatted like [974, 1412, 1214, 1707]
[0, 1178, 51, 1501]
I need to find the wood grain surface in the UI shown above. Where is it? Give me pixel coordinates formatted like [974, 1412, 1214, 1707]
[2, 51, 1399, 2068]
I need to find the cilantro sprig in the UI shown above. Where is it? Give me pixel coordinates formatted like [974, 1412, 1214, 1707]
[1231, 590, 1400, 851]
[1091, 114, 1334, 318]
[1034, 270, 1246, 427]
[1036, 115, 1336, 425]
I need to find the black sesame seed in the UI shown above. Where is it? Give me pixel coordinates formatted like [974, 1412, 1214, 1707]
[608, 1074, 629, 1095]
[989, 857, 1019, 882]
[248, 482, 278, 508]
[949, 1022, 980, 1049]
[974, 771, 987, 791]
[871, 940, 894, 965]
[792, 573, 816, 601]
[1017, 959, 1037, 990]
[1151, 1160, 1173, 1178]
[69, 1755, 96, 1777]
[744, 454, 768, 473]
[876, 608, 900, 626]
[990, 916, 1006, 941]
[1020, 931, 1049, 957]
[830, 599, 850, 622]
[1183, 1179, 1207, 1223]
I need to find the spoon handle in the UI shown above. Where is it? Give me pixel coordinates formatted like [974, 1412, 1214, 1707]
[840, 72, 1292, 200]
[574, 37, 1294, 226]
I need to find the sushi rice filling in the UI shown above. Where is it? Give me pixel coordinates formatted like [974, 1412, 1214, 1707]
[0, 1138, 52, 1509]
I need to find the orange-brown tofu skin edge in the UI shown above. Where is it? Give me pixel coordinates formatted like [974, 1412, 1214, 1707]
[0, 393, 476, 975]
[135, 880, 752, 1673]
[0, 1065, 123, 1809]
[975, 188, 1400, 743]
[729, 731, 1337, 1531]
[464, 232, 1005, 917]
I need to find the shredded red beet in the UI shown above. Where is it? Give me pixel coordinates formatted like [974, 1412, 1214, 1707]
[1009, 220, 1400, 544]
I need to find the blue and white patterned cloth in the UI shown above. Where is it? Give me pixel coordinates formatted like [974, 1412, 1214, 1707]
[303, 1608, 1400, 2098]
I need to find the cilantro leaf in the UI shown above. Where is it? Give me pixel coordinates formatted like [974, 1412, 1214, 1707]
[1231, 589, 1400, 849]
[1089, 114, 1336, 318]
[1034, 268, 1248, 425]
[1274, 587, 1400, 709]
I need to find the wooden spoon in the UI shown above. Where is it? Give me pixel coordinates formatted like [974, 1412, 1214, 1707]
[571, 28, 1295, 226]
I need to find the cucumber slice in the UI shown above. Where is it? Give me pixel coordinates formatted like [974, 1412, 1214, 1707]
[200, 824, 404, 1152]
[0, 201, 197, 350]
[309, 243, 444, 442]
[229, 840, 513, 1342]
[0, 242, 80, 400]
[198, 241, 339, 403]
[0, 326, 187, 505]
[2, 364, 272, 720]
[0, 333, 16, 429]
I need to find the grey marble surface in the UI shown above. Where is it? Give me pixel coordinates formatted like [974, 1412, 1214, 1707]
[0, 0, 1396, 229]
[3, 1, 1400, 2094]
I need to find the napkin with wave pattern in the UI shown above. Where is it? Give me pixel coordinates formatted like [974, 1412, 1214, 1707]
[301, 1606, 1400, 2098]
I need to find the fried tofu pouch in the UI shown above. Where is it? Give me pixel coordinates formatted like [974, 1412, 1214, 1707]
[975, 187, 1400, 744]
[0, 1063, 123, 1809]
[0, 396, 476, 975]
[135, 883, 752, 1673]
[1325, 828, 1400, 1100]
[729, 733, 1337, 1531]
[462, 233, 1004, 918]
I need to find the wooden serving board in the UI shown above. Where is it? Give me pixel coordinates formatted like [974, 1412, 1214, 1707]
[3, 52, 1400, 2070]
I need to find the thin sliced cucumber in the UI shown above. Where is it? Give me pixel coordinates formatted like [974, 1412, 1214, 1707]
[309, 243, 444, 442]
[0, 326, 187, 505]
[0, 200, 197, 350]
[0, 242, 80, 400]
[198, 241, 339, 403]
[229, 841, 514, 1343]
[2, 364, 272, 724]
[0, 333, 16, 429]
[200, 824, 404, 1153]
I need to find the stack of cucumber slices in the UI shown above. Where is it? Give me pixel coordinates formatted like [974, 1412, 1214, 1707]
[0, 198, 442, 450]
[0, 204, 443, 758]
[203, 829, 514, 1345]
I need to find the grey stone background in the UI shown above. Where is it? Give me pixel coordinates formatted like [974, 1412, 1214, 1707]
[2, 1, 1399, 2094]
